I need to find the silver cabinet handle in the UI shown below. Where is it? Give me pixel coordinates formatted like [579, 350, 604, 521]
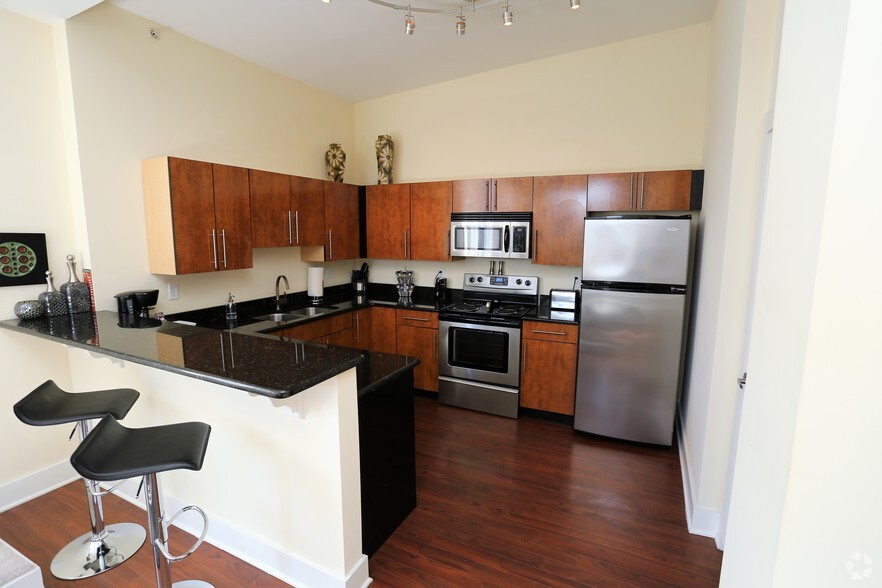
[221, 229, 228, 268]
[491, 178, 498, 211]
[210, 229, 218, 269]
[286, 211, 293, 245]
[404, 229, 408, 259]
[402, 316, 429, 322]
[629, 174, 635, 210]
[294, 210, 300, 244]
[354, 313, 360, 342]
[486, 180, 491, 211]
[328, 229, 333, 260]
[638, 173, 645, 210]
[532, 329, 568, 336]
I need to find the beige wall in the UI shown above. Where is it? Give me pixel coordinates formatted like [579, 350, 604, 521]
[680, 0, 781, 542]
[0, 9, 77, 491]
[62, 3, 357, 316]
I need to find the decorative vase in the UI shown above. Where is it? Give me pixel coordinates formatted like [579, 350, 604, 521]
[325, 143, 346, 183]
[14, 300, 44, 320]
[375, 134, 394, 185]
[38, 271, 68, 317]
[59, 254, 91, 315]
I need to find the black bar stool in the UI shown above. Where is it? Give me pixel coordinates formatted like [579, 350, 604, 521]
[70, 414, 213, 588]
[12, 380, 146, 580]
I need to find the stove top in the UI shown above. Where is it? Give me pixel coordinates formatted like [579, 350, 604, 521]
[440, 273, 539, 321]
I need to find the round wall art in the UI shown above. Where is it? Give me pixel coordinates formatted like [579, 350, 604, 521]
[0, 233, 49, 288]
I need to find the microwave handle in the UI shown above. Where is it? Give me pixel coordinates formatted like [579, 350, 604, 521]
[503, 225, 510, 253]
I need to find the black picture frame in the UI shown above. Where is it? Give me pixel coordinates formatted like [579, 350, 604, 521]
[0, 233, 49, 288]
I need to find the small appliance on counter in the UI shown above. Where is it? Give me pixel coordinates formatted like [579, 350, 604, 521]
[549, 289, 578, 320]
[114, 289, 161, 328]
[352, 262, 369, 301]
[307, 267, 324, 305]
[434, 271, 447, 303]
[396, 269, 414, 300]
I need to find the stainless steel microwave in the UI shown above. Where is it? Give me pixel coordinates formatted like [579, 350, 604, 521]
[450, 213, 531, 259]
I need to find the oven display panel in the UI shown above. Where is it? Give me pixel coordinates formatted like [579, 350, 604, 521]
[488, 277, 508, 286]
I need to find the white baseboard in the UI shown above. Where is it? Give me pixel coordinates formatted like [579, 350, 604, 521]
[1, 467, 371, 588]
[0, 460, 77, 513]
[676, 416, 722, 547]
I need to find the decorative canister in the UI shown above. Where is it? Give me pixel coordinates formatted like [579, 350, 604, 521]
[38, 271, 68, 317]
[325, 143, 346, 183]
[375, 134, 394, 185]
[59, 254, 91, 314]
[14, 300, 44, 320]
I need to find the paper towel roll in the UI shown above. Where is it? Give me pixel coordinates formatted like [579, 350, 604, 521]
[307, 267, 324, 298]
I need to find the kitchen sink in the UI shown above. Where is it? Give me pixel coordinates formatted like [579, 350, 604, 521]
[253, 306, 338, 323]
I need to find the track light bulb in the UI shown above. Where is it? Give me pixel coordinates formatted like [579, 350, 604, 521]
[570, 0, 580, 8]
[503, 3, 513, 25]
[405, 12, 415, 34]
[456, 15, 466, 35]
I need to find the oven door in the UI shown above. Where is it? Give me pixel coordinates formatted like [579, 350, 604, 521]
[450, 221, 511, 258]
[439, 319, 521, 387]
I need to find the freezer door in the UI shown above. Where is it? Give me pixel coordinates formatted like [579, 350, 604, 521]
[582, 217, 691, 285]
[574, 288, 686, 445]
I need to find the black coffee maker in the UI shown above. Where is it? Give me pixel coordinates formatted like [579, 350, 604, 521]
[434, 272, 447, 303]
[114, 289, 161, 328]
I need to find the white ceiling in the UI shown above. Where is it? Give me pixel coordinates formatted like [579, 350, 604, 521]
[4, 0, 717, 103]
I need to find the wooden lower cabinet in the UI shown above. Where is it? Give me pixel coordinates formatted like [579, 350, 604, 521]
[520, 321, 579, 416]
[273, 313, 352, 343]
[370, 306, 397, 354]
[395, 309, 438, 392]
[352, 308, 372, 350]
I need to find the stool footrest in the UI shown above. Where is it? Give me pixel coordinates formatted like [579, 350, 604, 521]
[156, 505, 209, 564]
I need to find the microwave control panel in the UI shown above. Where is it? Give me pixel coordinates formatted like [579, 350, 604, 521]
[512, 226, 528, 253]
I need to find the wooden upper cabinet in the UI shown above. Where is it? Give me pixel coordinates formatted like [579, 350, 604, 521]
[290, 176, 325, 246]
[142, 156, 252, 275]
[366, 184, 411, 259]
[640, 170, 693, 211]
[410, 181, 452, 261]
[323, 182, 360, 261]
[212, 164, 252, 271]
[586, 173, 634, 212]
[532, 175, 587, 267]
[250, 169, 291, 248]
[452, 177, 532, 212]
[587, 170, 696, 212]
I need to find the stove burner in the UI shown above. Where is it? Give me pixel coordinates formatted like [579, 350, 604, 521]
[450, 302, 483, 312]
[493, 305, 525, 316]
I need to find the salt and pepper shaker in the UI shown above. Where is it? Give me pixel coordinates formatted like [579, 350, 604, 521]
[38, 271, 68, 317]
[225, 293, 237, 322]
[60, 254, 91, 314]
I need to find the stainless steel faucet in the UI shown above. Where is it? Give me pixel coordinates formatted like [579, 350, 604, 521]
[275, 275, 289, 310]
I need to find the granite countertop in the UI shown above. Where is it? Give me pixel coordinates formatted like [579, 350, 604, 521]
[0, 311, 418, 399]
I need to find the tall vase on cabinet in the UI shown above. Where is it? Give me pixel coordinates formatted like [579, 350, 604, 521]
[325, 143, 345, 183]
[375, 134, 394, 185]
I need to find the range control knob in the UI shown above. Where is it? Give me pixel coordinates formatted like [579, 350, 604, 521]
[469, 276, 476, 283]
[516, 279, 522, 285]
[525, 280, 532, 286]
[477, 277, 483, 282]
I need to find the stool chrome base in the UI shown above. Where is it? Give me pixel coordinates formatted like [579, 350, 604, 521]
[50, 522, 146, 580]
[172, 582, 214, 587]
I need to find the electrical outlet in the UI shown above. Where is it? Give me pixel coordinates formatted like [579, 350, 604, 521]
[324, 268, 333, 279]
[168, 283, 179, 300]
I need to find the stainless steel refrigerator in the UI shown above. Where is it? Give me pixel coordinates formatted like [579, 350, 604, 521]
[574, 215, 693, 445]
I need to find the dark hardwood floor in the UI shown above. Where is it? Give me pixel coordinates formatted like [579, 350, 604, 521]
[1, 397, 721, 587]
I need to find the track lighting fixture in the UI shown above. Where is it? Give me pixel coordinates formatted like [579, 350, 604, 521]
[365, 1, 579, 36]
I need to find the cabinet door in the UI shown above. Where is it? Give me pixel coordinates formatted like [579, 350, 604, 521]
[396, 324, 438, 392]
[366, 184, 410, 259]
[212, 164, 252, 270]
[494, 177, 533, 212]
[639, 170, 693, 211]
[324, 182, 360, 260]
[352, 308, 372, 350]
[587, 172, 634, 212]
[250, 169, 291, 248]
[370, 306, 397, 354]
[532, 175, 587, 266]
[520, 338, 577, 415]
[324, 327, 355, 348]
[290, 176, 325, 246]
[452, 179, 491, 212]
[168, 158, 217, 275]
[410, 181, 452, 261]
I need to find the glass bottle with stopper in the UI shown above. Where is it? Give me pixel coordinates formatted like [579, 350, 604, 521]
[38, 270, 67, 317]
[225, 293, 237, 322]
[59, 254, 91, 314]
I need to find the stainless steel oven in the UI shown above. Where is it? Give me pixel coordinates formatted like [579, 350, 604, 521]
[438, 273, 538, 419]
